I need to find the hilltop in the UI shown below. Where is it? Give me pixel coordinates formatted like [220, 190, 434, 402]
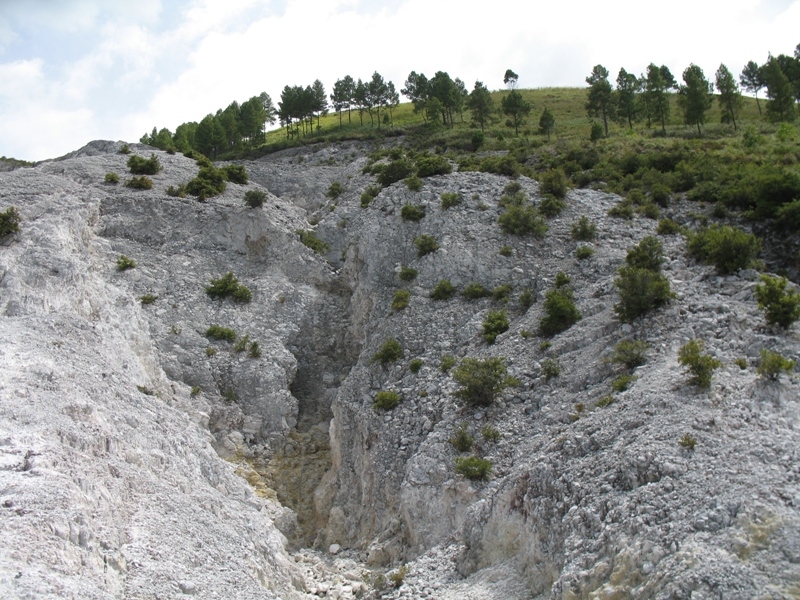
[0, 133, 798, 599]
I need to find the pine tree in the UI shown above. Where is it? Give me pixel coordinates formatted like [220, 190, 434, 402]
[715, 64, 743, 130]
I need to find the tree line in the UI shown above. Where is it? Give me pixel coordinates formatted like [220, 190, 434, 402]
[585, 44, 800, 137]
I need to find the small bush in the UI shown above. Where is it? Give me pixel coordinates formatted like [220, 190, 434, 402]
[415, 153, 452, 177]
[166, 184, 187, 198]
[296, 229, 330, 254]
[638, 202, 661, 220]
[378, 158, 416, 186]
[571, 216, 597, 241]
[614, 267, 672, 323]
[372, 337, 403, 365]
[414, 234, 439, 257]
[440, 354, 457, 373]
[405, 175, 423, 191]
[650, 183, 671, 207]
[452, 357, 511, 406]
[104, 172, 120, 184]
[538, 194, 567, 217]
[206, 325, 236, 341]
[205, 272, 252, 303]
[539, 286, 581, 337]
[499, 245, 513, 257]
[136, 385, 155, 396]
[398, 265, 418, 281]
[595, 395, 614, 408]
[608, 339, 649, 371]
[678, 340, 722, 389]
[116, 255, 136, 271]
[222, 164, 248, 184]
[611, 374, 636, 392]
[186, 165, 226, 198]
[626, 236, 665, 272]
[519, 288, 535, 309]
[481, 425, 501, 443]
[247, 341, 261, 359]
[127, 154, 161, 175]
[441, 193, 462, 209]
[541, 357, 560, 381]
[373, 390, 400, 410]
[431, 279, 456, 300]
[757, 349, 795, 381]
[125, 176, 153, 190]
[493, 285, 513, 303]
[657, 218, 682, 235]
[450, 422, 474, 452]
[608, 201, 634, 219]
[498, 204, 548, 237]
[679, 434, 697, 450]
[575, 246, 594, 259]
[360, 185, 382, 207]
[482, 309, 509, 344]
[554, 271, 571, 288]
[539, 169, 568, 199]
[454, 456, 492, 480]
[687, 225, 761, 275]
[504, 181, 522, 195]
[190, 386, 201, 397]
[205, 347, 217, 356]
[539, 341, 552, 352]
[734, 357, 748, 370]
[245, 190, 267, 208]
[391, 289, 410, 311]
[755, 275, 800, 329]
[140, 294, 157, 305]
[234, 334, 251, 353]
[388, 566, 408, 589]
[326, 181, 345, 200]
[462, 282, 491, 300]
[409, 359, 424, 374]
[118, 144, 131, 154]
[401, 204, 426, 221]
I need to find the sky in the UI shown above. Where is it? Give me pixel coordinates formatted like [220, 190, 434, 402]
[0, 0, 798, 161]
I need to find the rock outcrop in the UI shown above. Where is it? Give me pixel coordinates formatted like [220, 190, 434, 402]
[0, 139, 798, 599]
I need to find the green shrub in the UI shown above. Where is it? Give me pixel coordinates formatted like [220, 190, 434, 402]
[125, 176, 153, 190]
[626, 236, 665, 272]
[190, 386, 202, 397]
[590, 122, 605, 141]
[499, 245, 513, 257]
[482, 309, 509, 344]
[127, 154, 161, 175]
[119, 144, 131, 154]
[539, 341, 552, 352]
[166, 184, 187, 198]
[372, 337, 403, 365]
[391, 289, 410, 311]
[498, 191, 526, 208]
[373, 390, 400, 410]
[360, 185, 382, 208]
[504, 181, 523, 194]
[450, 422, 474, 452]
[638, 202, 661, 220]
[554, 271, 571, 288]
[539, 286, 581, 337]
[405, 175, 423, 191]
[539, 194, 567, 217]
[136, 385, 155, 396]
[611, 374, 636, 392]
[414, 234, 439, 257]
[492, 284, 513, 303]
[679, 434, 697, 450]
[244, 190, 267, 208]
[222, 164, 248, 184]
[378, 158, 416, 186]
[575, 246, 594, 260]
[454, 456, 492, 480]
[541, 357, 560, 381]
[431, 279, 456, 300]
[650, 183, 671, 207]
[296, 229, 330, 254]
[415, 154, 452, 177]
[206, 325, 236, 341]
[205, 347, 217, 356]
[398, 265, 418, 281]
[627, 188, 646, 205]
[401, 204, 426, 221]
[757, 349, 795, 380]
[471, 131, 485, 150]
[388, 566, 408, 589]
[452, 357, 512, 406]
[657, 218, 682, 235]
[247, 341, 261, 358]
[498, 204, 548, 237]
[116, 255, 136, 271]
[608, 339, 649, 371]
[409, 358, 423, 374]
[614, 266, 672, 323]
[687, 225, 761, 275]
[481, 425, 501, 443]
[205, 272, 252, 303]
[104, 172, 120, 184]
[325, 182, 344, 200]
[440, 354, 457, 373]
[539, 169, 568, 199]
[734, 357, 748, 370]
[478, 154, 523, 177]
[462, 282, 491, 300]
[571, 216, 597, 241]
[755, 275, 800, 329]
[140, 294, 157, 305]
[595, 395, 614, 408]
[234, 334, 251, 353]
[441, 193, 462, 209]
[608, 201, 634, 219]
[678, 339, 721, 388]
[519, 288, 535, 309]
[186, 166, 226, 198]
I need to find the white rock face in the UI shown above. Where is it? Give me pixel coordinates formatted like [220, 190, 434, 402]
[0, 139, 798, 600]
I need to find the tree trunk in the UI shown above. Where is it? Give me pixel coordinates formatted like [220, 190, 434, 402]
[755, 93, 762, 115]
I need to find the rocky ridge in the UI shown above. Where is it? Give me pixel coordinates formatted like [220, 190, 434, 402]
[0, 139, 798, 599]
